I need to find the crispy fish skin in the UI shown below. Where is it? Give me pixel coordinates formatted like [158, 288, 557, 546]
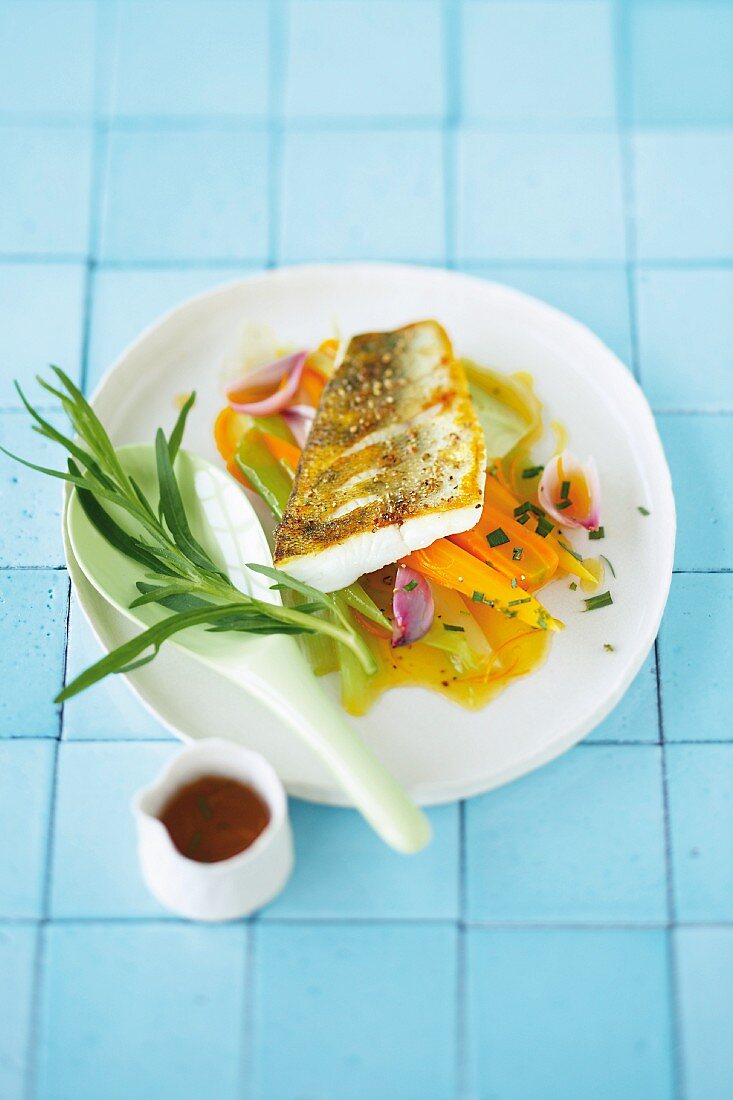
[274, 321, 486, 590]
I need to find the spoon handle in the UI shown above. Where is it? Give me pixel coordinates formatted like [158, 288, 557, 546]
[226, 640, 432, 854]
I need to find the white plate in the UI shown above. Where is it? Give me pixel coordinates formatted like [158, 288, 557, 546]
[64, 263, 675, 806]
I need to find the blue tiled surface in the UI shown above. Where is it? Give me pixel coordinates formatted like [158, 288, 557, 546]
[466, 928, 673, 1100]
[279, 129, 446, 261]
[666, 744, 733, 922]
[676, 928, 733, 1100]
[263, 800, 460, 919]
[1, 2, 732, 1097]
[284, 1, 445, 120]
[253, 923, 457, 1100]
[465, 745, 667, 922]
[0, 924, 38, 1100]
[100, 129, 270, 262]
[0, 263, 86, 405]
[0, 741, 55, 917]
[37, 923, 248, 1100]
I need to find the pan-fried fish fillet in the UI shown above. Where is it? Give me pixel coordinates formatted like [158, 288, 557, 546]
[274, 321, 486, 591]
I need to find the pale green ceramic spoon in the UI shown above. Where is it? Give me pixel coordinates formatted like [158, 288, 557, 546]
[66, 444, 431, 854]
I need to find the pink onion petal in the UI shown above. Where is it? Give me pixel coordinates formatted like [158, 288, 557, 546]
[282, 404, 316, 448]
[538, 450, 602, 531]
[391, 565, 434, 648]
[226, 350, 308, 416]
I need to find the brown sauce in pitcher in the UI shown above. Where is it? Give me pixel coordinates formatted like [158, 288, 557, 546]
[160, 775, 271, 863]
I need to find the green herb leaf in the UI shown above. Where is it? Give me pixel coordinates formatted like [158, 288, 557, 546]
[638, 506, 650, 516]
[560, 480, 571, 500]
[512, 547, 523, 561]
[588, 527, 605, 540]
[522, 465, 544, 479]
[403, 579, 418, 592]
[569, 581, 578, 591]
[513, 501, 531, 517]
[536, 516, 554, 538]
[604, 643, 615, 652]
[507, 597, 531, 606]
[168, 391, 196, 463]
[558, 539, 583, 563]
[443, 624, 465, 632]
[555, 499, 572, 510]
[487, 527, 510, 548]
[600, 554, 616, 579]
[472, 590, 485, 603]
[583, 591, 613, 612]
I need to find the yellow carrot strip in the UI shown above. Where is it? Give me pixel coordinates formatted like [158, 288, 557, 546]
[402, 540, 561, 632]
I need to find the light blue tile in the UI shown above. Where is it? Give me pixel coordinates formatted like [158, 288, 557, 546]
[50, 742, 178, 917]
[465, 745, 667, 921]
[0, 741, 54, 916]
[586, 648, 659, 743]
[466, 928, 674, 1100]
[0, 924, 37, 1100]
[99, 129, 270, 262]
[262, 799, 459, 919]
[87, 265, 261, 392]
[466, 264, 633, 364]
[660, 574, 733, 743]
[630, 2, 733, 125]
[254, 923, 456, 1100]
[676, 927, 733, 1100]
[0, 263, 85, 405]
[457, 130, 626, 261]
[0, 127, 92, 256]
[62, 596, 175, 740]
[634, 130, 733, 261]
[656, 414, 733, 571]
[284, 0, 445, 119]
[278, 129, 445, 261]
[0, 411, 65, 567]
[37, 922, 247, 1100]
[0, 0, 96, 115]
[0, 570, 67, 738]
[462, 0, 616, 123]
[636, 267, 733, 410]
[667, 744, 733, 922]
[111, 0, 269, 118]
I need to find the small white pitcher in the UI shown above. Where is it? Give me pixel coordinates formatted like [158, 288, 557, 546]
[133, 738, 293, 921]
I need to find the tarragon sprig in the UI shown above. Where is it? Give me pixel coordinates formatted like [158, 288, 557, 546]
[2, 368, 377, 702]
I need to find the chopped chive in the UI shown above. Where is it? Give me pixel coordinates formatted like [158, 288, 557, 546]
[600, 554, 616, 579]
[555, 499, 572, 510]
[604, 643, 615, 652]
[511, 577, 518, 589]
[522, 465, 544, 479]
[638, 506, 650, 516]
[516, 513, 530, 526]
[487, 527, 510, 548]
[536, 516, 554, 538]
[402, 579, 418, 592]
[560, 480, 571, 500]
[512, 547, 523, 561]
[529, 503, 545, 518]
[196, 795, 212, 820]
[472, 590, 485, 603]
[514, 501, 531, 517]
[558, 539, 583, 563]
[588, 527, 605, 540]
[569, 581, 578, 591]
[508, 597, 531, 607]
[443, 623, 465, 632]
[488, 464, 498, 477]
[584, 591, 613, 612]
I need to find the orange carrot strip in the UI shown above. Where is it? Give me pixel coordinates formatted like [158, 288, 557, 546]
[401, 540, 560, 632]
[262, 433, 302, 471]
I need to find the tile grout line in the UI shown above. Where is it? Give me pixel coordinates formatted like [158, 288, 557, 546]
[266, 0, 287, 270]
[612, 0, 641, 385]
[656, 637, 686, 1100]
[22, 573, 71, 1100]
